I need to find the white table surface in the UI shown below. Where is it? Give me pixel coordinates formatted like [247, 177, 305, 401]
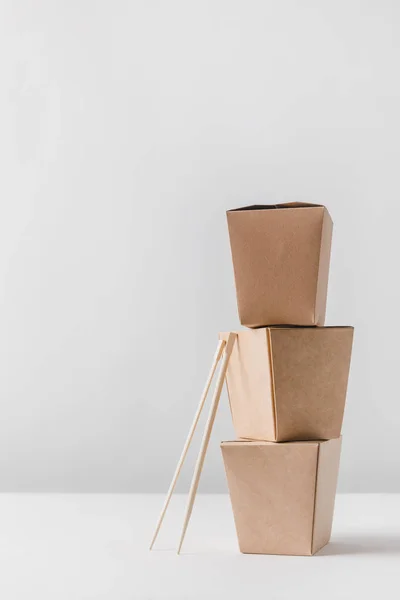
[0, 493, 398, 599]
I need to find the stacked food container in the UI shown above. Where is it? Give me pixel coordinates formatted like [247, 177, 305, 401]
[221, 203, 353, 556]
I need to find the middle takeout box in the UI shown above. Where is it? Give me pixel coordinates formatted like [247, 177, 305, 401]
[219, 326, 353, 443]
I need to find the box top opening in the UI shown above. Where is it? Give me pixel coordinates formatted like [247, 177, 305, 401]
[228, 202, 324, 212]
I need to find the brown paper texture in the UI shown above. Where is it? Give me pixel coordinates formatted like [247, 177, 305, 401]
[221, 438, 342, 556]
[220, 326, 353, 442]
[227, 203, 333, 327]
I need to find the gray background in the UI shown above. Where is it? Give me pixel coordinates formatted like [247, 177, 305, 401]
[0, 0, 398, 492]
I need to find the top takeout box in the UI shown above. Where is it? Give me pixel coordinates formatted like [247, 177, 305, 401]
[227, 202, 333, 327]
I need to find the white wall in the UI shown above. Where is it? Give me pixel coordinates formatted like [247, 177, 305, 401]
[0, 0, 399, 492]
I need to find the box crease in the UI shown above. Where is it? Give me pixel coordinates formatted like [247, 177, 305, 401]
[266, 328, 278, 441]
[310, 442, 321, 555]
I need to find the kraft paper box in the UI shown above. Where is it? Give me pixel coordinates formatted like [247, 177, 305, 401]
[221, 438, 342, 556]
[220, 326, 353, 442]
[227, 202, 333, 327]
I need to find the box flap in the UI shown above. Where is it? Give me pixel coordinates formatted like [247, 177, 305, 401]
[227, 202, 324, 212]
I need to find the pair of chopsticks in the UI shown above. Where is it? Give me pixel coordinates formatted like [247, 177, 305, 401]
[149, 333, 237, 553]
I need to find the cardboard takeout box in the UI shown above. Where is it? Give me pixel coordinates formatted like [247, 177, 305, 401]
[221, 438, 342, 556]
[227, 203, 333, 327]
[220, 326, 353, 442]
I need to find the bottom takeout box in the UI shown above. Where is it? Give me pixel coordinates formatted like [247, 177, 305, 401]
[221, 438, 341, 556]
